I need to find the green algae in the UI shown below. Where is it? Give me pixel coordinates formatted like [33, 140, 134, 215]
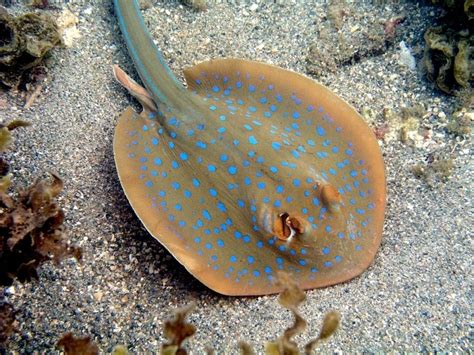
[412, 153, 455, 188]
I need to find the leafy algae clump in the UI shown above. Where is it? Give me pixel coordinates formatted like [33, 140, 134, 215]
[0, 7, 61, 88]
[423, 1, 473, 94]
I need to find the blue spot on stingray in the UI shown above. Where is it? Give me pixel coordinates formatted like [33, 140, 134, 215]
[209, 188, 217, 197]
[236, 81, 242, 88]
[292, 111, 300, 119]
[260, 97, 267, 104]
[237, 199, 245, 208]
[171, 182, 180, 190]
[152, 138, 159, 146]
[228, 166, 237, 175]
[270, 166, 278, 173]
[171, 161, 179, 169]
[209, 105, 217, 111]
[203, 210, 212, 221]
[272, 142, 281, 151]
[253, 270, 260, 277]
[220, 154, 228, 162]
[145, 181, 153, 187]
[307, 139, 315, 147]
[249, 136, 258, 145]
[244, 177, 252, 185]
[217, 201, 227, 212]
[325, 225, 331, 232]
[317, 126, 326, 136]
[212, 85, 220, 92]
[192, 178, 200, 187]
[243, 235, 251, 243]
[217, 239, 225, 247]
[276, 94, 283, 102]
[312, 198, 320, 206]
[273, 200, 281, 207]
[270, 104, 277, 112]
[346, 149, 353, 156]
[179, 152, 188, 160]
[184, 190, 192, 198]
[257, 182, 266, 189]
[247, 256, 255, 264]
[350, 170, 358, 177]
[218, 127, 226, 134]
[175, 204, 182, 211]
[233, 139, 240, 146]
[323, 247, 330, 255]
[299, 259, 306, 266]
[244, 124, 253, 131]
[293, 179, 301, 187]
[291, 150, 300, 158]
[208, 165, 216, 172]
[196, 141, 207, 149]
[219, 114, 226, 121]
[249, 106, 257, 112]
[168, 142, 175, 149]
[249, 85, 256, 92]
[324, 261, 333, 267]
[276, 185, 284, 193]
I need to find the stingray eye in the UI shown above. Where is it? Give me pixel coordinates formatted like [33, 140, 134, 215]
[320, 183, 342, 212]
[274, 212, 304, 240]
[274, 212, 291, 240]
[286, 216, 304, 234]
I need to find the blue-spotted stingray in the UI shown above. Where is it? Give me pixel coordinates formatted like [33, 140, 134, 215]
[112, 0, 386, 296]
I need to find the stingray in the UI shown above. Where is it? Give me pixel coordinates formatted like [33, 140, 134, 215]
[112, 0, 386, 296]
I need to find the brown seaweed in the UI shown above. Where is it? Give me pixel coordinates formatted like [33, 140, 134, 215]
[0, 299, 16, 345]
[0, 7, 61, 88]
[57, 332, 99, 355]
[161, 302, 197, 355]
[0, 120, 81, 287]
[423, 0, 473, 94]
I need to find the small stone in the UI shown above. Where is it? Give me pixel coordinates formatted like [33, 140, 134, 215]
[94, 291, 104, 302]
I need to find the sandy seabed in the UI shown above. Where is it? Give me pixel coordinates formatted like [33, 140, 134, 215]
[2, 0, 472, 353]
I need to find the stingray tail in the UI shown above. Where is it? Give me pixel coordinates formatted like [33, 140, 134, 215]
[114, 0, 188, 108]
